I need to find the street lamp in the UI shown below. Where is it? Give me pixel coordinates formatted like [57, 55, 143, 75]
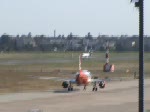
[131, 0, 144, 112]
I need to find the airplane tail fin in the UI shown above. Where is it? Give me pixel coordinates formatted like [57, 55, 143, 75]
[79, 54, 82, 70]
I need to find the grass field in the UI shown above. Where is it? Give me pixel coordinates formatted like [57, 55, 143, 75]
[0, 52, 150, 93]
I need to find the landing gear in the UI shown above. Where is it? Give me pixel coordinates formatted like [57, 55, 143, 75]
[68, 81, 73, 91]
[83, 85, 87, 91]
[92, 87, 98, 91]
[92, 81, 98, 91]
[68, 86, 73, 91]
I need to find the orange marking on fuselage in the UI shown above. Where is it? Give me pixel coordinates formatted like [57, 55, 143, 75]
[77, 70, 88, 85]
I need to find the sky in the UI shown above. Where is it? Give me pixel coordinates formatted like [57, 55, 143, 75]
[0, 0, 149, 37]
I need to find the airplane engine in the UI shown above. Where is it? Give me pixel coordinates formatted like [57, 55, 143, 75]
[99, 81, 105, 89]
[62, 81, 69, 88]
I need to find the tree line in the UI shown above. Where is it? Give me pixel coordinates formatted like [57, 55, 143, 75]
[0, 33, 150, 52]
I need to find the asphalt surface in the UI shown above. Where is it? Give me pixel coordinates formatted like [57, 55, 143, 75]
[0, 79, 150, 112]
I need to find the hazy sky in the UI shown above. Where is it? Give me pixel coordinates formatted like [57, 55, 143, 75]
[0, 0, 149, 36]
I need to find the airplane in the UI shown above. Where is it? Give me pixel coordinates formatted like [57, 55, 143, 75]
[81, 50, 92, 59]
[82, 53, 91, 59]
[62, 54, 106, 91]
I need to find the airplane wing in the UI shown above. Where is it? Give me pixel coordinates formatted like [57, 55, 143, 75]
[58, 79, 76, 84]
[37, 76, 76, 83]
[91, 78, 104, 83]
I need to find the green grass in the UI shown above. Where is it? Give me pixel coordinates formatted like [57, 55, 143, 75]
[0, 51, 150, 93]
[1, 51, 150, 75]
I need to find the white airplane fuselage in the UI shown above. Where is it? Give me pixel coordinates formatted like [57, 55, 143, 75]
[82, 53, 90, 58]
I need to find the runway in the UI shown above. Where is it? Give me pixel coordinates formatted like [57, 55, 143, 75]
[0, 79, 150, 112]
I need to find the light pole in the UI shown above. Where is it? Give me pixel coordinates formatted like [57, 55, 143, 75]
[131, 0, 144, 112]
[139, 1, 144, 112]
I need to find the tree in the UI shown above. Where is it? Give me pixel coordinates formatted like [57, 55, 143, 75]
[0, 34, 15, 51]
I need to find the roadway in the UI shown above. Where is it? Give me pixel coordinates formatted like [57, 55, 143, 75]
[0, 79, 150, 112]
